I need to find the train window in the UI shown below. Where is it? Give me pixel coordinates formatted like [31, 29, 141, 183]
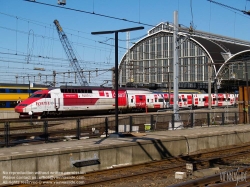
[158, 98, 163, 102]
[213, 98, 216, 101]
[147, 99, 149, 102]
[0, 89, 6, 93]
[10, 101, 17, 108]
[9, 89, 18, 93]
[131, 99, 133, 103]
[165, 98, 169, 102]
[203, 98, 206, 101]
[19, 89, 27, 93]
[0, 101, 6, 108]
[155, 99, 157, 102]
[46, 94, 51, 98]
[183, 98, 187, 102]
[179, 99, 181, 102]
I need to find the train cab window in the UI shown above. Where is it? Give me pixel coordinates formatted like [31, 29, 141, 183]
[46, 94, 51, 98]
[30, 94, 43, 98]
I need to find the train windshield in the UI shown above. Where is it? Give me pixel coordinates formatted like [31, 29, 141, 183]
[29, 93, 44, 98]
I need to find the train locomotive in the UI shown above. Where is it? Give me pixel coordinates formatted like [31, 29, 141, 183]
[14, 86, 238, 118]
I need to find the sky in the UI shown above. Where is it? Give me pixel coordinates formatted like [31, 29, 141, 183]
[1, 0, 250, 87]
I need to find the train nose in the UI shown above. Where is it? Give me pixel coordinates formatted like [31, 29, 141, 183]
[15, 106, 24, 113]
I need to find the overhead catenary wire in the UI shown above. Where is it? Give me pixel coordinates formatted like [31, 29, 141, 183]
[1, 1, 246, 85]
[23, 0, 155, 28]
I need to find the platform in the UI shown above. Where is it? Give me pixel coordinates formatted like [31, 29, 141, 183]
[1, 123, 250, 185]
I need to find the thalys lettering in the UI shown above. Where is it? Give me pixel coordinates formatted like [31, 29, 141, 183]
[15, 87, 238, 118]
[36, 101, 54, 106]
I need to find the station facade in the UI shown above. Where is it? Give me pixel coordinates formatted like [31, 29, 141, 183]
[119, 22, 250, 93]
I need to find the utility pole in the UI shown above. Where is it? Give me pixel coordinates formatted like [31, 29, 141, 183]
[92, 26, 144, 137]
[245, 61, 250, 124]
[208, 59, 212, 110]
[173, 11, 180, 121]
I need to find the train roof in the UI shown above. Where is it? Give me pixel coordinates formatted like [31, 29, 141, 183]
[0, 83, 49, 88]
[59, 86, 151, 91]
[154, 89, 205, 94]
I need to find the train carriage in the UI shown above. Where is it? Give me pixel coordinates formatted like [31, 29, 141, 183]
[15, 86, 239, 118]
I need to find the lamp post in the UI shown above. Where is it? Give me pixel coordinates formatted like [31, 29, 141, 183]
[92, 26, 144, 137]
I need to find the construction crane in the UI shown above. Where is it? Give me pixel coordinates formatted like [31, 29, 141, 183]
[207, 0, 250, 15]
[54, 19, 89, 86]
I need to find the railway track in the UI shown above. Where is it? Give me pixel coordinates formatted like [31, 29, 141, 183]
[3, 143, 250, 187]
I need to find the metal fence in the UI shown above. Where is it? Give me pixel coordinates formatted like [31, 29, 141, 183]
[0, 110, 244, 148]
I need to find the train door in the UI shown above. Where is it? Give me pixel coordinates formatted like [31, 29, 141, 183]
[193, 94, 198, 107]
[211, 94, 216, 107]
[178, 95, 183, 108]
[186, 94, 193, 108]
[163, 93, 170, 108]
[217, 94, 223, 107]
[229, 94, 234, 106]
[118, 90, 127, 109]
[135, 95, 146, 109]
[203, 95, 209, 107]
[196, 94, 205, 107]
[169, 94, 174, 106]
[53, 93, 61, 111]
[153, 94, 161, 109]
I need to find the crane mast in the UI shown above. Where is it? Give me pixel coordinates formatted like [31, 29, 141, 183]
[53, 19, 88, 86]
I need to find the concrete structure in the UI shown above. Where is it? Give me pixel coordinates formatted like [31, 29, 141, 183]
[1, 124, 250, 185]
[0, 111, 18, 119]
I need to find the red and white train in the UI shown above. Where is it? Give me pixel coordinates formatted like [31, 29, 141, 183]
[14, 86, 238, 118]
